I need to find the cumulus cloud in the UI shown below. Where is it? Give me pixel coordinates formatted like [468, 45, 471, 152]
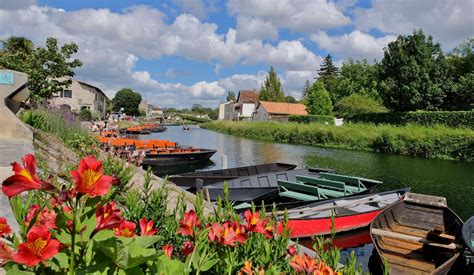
[354, 0, 474, 48]
[311, 30, 397, 60]
[228, 0, 351, 33]
[235, 16, 278, 42]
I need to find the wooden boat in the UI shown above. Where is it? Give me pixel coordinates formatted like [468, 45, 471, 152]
[273, 188, 409, 238]
[463, 216, 474, 253]
[299, 228, 373, 251]
[370, 193, 464, 275]
[168, 162, 297, 188]
[123, 126, 151, 134]
[203, 168, 381, 204]
[183, 125, 190, 130]
[141, 148, 217, 165]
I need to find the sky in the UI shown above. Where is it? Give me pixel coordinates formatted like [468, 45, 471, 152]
[0, 0, 473, 108]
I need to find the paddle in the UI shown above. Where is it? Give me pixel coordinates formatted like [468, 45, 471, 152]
[371, 228, 463, 250]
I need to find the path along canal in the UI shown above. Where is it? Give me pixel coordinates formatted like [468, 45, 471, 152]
[143, 125, 473, 272]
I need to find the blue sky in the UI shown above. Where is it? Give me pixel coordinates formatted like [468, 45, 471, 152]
[1, 0, 473, 108]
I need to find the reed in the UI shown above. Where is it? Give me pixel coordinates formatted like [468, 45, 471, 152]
[202, 121, 474, 161]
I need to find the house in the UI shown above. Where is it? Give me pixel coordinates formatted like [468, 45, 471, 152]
[139, 99, 152, 116]
[50, 78, 109, 118]
[252, 101, 308, 122]
[218, 101, 235, 120]
[151, 106, 164, 117]
[235, 90, 259, 121]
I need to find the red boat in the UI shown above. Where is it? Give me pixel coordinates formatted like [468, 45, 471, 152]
[276, 188, 409, 238]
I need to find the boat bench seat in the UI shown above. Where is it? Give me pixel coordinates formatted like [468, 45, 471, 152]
[319, 172, 368, 191]
[295, 175, 352, 196]
[278, 180, 323, 201]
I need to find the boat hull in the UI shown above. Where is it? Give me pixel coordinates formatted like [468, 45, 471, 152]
[370, 194, 464, 275]
[142, 149, 216, 165]
[169, 162, 297, 187]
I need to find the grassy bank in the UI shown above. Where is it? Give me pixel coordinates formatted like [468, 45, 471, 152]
[202, 121, 474, 161]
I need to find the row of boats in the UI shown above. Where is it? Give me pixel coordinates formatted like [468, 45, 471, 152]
[168, 163, 473, 274]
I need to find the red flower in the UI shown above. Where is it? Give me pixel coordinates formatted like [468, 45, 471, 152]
[229, 221, 248, 244]
[13, 226, 60, 266]
[239, 260, 253, 274]
[114, 220, 136, 238]
[181, 240, 194, 257]
[139, 218, 158, 236]
[178, 210, 200, 237]
[243, 210, 265, 233]
[0, 217, 12, 237]
[1, 154, 50, 198]
[95, 202, 123, 231]
[70, 155, 113, 197]
[25, 205, 57, 229]
[208, 221, 247, 247]
[111, 174, 121, 186]
[162, 244, 173, 259]
[0, 241, 14, 262]
[287, 245, 297, 256]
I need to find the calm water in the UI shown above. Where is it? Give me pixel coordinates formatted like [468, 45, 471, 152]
[146, 125, 473, 220]
[144, 125, 473, 272]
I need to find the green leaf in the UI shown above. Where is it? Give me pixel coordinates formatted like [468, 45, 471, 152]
[5, 264, 35, 275]
[156, 255, 187, 274]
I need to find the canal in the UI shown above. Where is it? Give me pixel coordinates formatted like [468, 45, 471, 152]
[144, 125, 473, 272]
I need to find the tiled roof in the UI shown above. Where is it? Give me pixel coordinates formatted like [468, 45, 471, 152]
[237, 90, 259, 103]
[258, 101, 308, 115]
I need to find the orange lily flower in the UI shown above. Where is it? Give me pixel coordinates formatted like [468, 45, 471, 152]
[178, 210, 201, 237]
[0, 217, 12, 237]
[95, 202, 123, 231]
[162, 244, 173, 259]
[70, 155, 113, 197]
[13, 226, 60, 266]
[139, 218, 158, 236]
[114, 220, 136, 237]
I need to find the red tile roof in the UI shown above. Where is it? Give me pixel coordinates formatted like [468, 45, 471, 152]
[237, 90, 259, 103]
[258, 101, 308, 115]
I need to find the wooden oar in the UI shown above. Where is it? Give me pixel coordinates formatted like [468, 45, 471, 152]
[371, 228, 463, 250]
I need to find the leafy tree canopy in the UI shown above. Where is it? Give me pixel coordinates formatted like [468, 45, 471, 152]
[226, 90, 236, 102]
[304, 80, 333, 115]
[335, 94, 387, 117]
[112, 88, 142, 116]
[285, 95, 297, 103]
[259, 66, 285, 102]
[378, 29, 450, 111]
[0, 37, 82, 103]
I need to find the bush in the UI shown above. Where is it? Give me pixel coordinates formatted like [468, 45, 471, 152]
[79, 108, 93, 121]
[289, 115, 334, 124]
[202, 121, 474, 161]
[349, 111, 474, 129]
[335, 94, 387, 117]
[305, 81, 333, 115]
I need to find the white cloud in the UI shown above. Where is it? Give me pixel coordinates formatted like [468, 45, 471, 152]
[235, 16, 278, 42]
[311, 30, 397, 60]
[166, 69, 176, 78]
[228, 0, 351, 33]
[354, 0, 474, 48]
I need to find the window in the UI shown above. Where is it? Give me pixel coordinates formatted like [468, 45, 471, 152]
[63, 90, 72, 98]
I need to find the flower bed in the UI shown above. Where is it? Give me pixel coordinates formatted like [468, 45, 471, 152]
[0, 154, 365, 274]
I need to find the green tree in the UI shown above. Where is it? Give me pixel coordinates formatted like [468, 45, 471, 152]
[112, 88, 142, 116]
[305, 81, 333, 115]
[226, 90, 236, 102]
[259, 66, 285, 102]
[316, 54, 340, 103]
[285, 95, 297, 103]
[335, 94, 387, 117]
[301, 79, 310, 100]
[378, 30, 450, 111]
[0, 37, 82, 103]
[332, 59, 380, 103]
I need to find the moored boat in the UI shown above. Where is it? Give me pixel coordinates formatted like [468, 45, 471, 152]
[203, 168, 381, 205]
[370, 193, 464, 275]
[141, 148, 217, 165]
[274, 188, 409, 238]
[169, 162, 297, 187]
[463, 216, 474, 253]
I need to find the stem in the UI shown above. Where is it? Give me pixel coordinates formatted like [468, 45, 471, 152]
[69, 199, 79, 275]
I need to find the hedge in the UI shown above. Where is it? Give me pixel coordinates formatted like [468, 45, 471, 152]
[289, 115, 334, 124]
[348, 111, 474, 129]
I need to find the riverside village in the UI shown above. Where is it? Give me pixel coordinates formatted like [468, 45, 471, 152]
[0, 1, 473, 274]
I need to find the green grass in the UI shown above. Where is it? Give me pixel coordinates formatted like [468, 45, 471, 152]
[202, 121, 474, 161]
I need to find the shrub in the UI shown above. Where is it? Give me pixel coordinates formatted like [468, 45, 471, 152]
[305, 81, 333, 115]
[349, 111, 474, 129]
[79, 108, 93, 121]
[289, 115, 334, 124]
[335, 94, 387, 117]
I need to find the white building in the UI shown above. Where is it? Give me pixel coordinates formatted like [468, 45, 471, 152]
[218, 101, 235, 120]
[50, 78, 109, 118]
[235, 90, 259, 121]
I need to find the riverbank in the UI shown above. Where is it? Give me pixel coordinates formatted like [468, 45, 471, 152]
[202, 121, 474, 161]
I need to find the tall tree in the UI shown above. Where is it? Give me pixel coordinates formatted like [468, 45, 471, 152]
[301, 79, 310, 99]
[0, 37, 82, 103]
[285, 95, 297, 103]
[317, 54, 339, 77]
[112, 88, 142, 115]
[304, 80, 333, 115]
[259, 66, 285, 102]
[378, 29, 450, 111]
[226, 90, 236, 101]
